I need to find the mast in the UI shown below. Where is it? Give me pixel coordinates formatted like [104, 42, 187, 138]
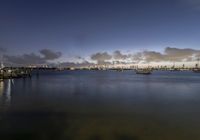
[0, 55, 4, 69]
[173, 62, 175, 68]
[195, 58, 200, 68]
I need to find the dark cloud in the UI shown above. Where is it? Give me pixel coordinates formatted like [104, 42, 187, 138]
[3, 47, 200, 67]
[113, 50, 128, 60]
[142, 51, 165, 62]
[163, 47, 198, 61]
[132, 47, 200, 62]
[116, 47, 200, 63]
[40, 49, 62, 60]
[4, 49, 62, 66]
[91, 52, 112, 65]
[0, 47, 7, 53]
[4, 53, 46, 66]
[75, 56, 86, 62]
[90, 47, 200, 65]
[76, 56, 82, 59]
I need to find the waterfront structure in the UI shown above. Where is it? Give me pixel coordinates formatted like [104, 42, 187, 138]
[0, 67, 32, 80]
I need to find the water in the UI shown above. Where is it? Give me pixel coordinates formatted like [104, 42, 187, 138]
[1, 70, 200, 140]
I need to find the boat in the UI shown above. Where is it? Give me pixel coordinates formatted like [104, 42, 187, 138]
[193, 68, 200, 73]
[169, 68, 181, 72]
[116, 68, 124, 72]
[135, 69, 152, 75]
[193, 58, 200, 73]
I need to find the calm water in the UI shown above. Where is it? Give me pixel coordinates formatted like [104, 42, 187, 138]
[1, 70, 200, 140]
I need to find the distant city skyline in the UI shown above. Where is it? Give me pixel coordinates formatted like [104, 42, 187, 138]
[0, 47, 200, 68]
[1, 0, 200, 66]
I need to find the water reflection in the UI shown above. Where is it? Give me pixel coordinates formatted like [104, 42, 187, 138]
[1, 71, 200, 140]
[0, 79, 13, 109]
[0, 81, 4, 96]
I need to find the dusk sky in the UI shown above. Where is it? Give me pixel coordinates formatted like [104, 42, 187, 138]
[1, 0, 200, 65]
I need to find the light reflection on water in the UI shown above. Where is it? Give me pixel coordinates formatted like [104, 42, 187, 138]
[0, 70, 200, 140]
[0, 79, 13, 109]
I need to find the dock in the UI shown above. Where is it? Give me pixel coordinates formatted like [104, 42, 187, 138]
[0, 68, 32, 80]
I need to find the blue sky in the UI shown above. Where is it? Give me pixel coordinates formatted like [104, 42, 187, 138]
[0, 0, 200, 63]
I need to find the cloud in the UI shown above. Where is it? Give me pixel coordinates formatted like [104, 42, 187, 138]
[142, 51, 164, 62]
[131, 52, 143, 63]
[40, 49, 62, 60]
[91, 52, 112, 65]
[4, 49, 62, 66]
[76, 56, 83, 60]
[3, 47, 200, 67]
[134, 47, 200, 62]
[75, 56, 86, 62]
[4, 53, 46, 65]
[59, 61, 94, 68]
[90, 47, 200, 65]
[113, 50, 128, 60]
[117, 47, 200, 63]
[0, 47, 7, 53]
[163, 47, 198, 61]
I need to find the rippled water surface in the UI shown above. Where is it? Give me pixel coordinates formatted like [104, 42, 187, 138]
[1, 70, 200, 140]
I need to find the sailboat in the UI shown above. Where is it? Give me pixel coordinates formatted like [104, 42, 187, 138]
[0, 59, 5, 80]
[135, 69, 152, 75]
[1, 62, 4, 70]
[0, 56, 5, 70]
[193, 69, 200, 73]
[193, 58, 200, 73]
[135, 63, 152, 75]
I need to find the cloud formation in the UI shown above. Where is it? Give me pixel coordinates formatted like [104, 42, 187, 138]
[113, 50, 128, 60]
[142, 51, 164, 62]
[91, 52, 112, 65]
[40, 49, 62, 60]
[4, 49, 62, 66]
[164, 47, 198, 61]
[2, 47, 200, 67]
[5, 53, 46, 65]
[0, 47, 7, 53]
[90, 47, 200, 65]
[140, 47, 200, 62]
[59, 61, 94, 68]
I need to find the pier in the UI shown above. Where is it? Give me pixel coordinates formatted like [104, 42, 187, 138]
[0, 68, 32, 80]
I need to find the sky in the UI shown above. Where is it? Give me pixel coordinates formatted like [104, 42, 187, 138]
[0, 0, 200, 66]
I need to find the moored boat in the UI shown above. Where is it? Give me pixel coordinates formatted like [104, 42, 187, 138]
[193, 68, 200, 73]
[116, 69, 124, 72]
[193, 58, 200, 73]
[135, 69, 152, 75]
